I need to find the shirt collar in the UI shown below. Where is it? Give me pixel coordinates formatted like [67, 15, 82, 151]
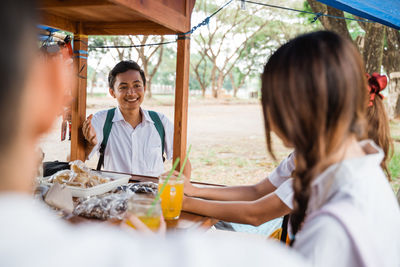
[141, 109, 155, 124]
[307, 139, 384, 214]
[112, 106, 124, 122]
[112, 107, 154, 124]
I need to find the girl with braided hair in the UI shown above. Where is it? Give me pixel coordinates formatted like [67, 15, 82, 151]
[182, 65, 395, 244]
[261, 31, 400, 266]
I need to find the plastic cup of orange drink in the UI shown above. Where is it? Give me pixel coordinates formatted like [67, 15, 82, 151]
[126, 195, 161, 231]
[158, 174, 184, 220]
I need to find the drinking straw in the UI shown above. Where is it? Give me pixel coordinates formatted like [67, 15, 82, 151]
[147, 157, 180, 216]
[146, 145, 192, 217]
[177, 144, 192, 180]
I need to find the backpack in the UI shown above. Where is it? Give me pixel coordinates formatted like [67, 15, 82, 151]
[269, 214, 291, 245]
[96, 108, 165, 171]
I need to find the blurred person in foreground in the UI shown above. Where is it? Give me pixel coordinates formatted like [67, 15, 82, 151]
[0, 1, 307, 266]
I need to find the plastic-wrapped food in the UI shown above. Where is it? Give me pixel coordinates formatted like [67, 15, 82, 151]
[46, 160, 110, 188]
[69, 160, 110, 187]
[74, 193, 130, 220]
[73, 182, 158, 220]
[50, 170, 78, 185]
[116, 182, 158, 195]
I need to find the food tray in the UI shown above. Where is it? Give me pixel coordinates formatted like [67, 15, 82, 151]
[42, 171, 131, 198]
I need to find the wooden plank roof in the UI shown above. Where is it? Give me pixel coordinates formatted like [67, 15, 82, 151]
[38, 0, 196, 35]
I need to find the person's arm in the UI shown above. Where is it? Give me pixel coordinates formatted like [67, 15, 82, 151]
[184, 152, 295, 201]
[184, 176, 277, 201]
[182, 192, 290, 226]
[182, 158, 192, 179]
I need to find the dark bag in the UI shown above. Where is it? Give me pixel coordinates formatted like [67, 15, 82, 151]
[43, 161, 70, 177]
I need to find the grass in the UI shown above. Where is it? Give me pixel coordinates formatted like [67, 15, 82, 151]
[389, 119, 400, 193]
[389, 148, 400, 193]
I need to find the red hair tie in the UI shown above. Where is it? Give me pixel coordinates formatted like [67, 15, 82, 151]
[366, 73, 387, 107]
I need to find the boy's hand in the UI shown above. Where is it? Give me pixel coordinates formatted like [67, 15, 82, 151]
[82, 114, 97, 146]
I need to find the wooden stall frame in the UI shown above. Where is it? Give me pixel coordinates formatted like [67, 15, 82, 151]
[39, 0, 195, 170]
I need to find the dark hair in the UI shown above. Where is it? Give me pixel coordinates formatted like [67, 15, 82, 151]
[261, 31, 367, 240]
[0, 0, 37, 149]
[108, 60, 146, 89]
[367, 94, 393, 180]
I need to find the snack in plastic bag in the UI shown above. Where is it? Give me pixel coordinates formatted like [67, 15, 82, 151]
[74, 193, 130, 220]
[70, 160, 110, 187]
[45, 160, 110, 188]
[116, 182, 158, 195]
[50, 170, 78, 185]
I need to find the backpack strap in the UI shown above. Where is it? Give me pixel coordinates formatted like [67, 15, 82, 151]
[148, 110, 165, 161]
[280, 214, 290, 244]
[304, 201, 383, 267]
[96, 108, 116, 170]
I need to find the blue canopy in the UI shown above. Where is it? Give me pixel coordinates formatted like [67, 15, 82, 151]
[318, 0, 400, 30]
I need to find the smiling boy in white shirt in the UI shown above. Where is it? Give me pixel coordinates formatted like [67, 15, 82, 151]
[83, 61, 191, 177]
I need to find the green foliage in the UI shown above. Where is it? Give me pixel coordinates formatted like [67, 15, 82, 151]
[344, 13, 365, 40]
[153, 46, 176, 86]
[389, 145, 400, 193]
[298, 1, 321, 26]
[389, 148, 400, 180]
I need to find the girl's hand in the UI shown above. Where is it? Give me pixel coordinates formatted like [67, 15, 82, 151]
[161, 170, 196, 196]
[183, 173, 196, 196]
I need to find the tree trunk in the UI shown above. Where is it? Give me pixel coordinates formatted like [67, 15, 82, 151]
[146, 80, 152, 98]
[383, 28, 400, 118]
[201, 84, 206, 97]
[229, 72, 238, 98]
[90, 74, 96, 96]
[212, 73, 224, 98]
[211, 65, 217, 98]
[363, 24, 385, 73]
[307, 0, 352, 41]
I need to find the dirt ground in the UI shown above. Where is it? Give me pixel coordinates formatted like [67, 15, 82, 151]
[39, 95, 291, 186]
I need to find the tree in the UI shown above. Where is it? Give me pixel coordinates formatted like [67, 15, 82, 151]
[306, 0, 400, 117]
[191, 49, 212, 97]
[87, 35, 167, 98]
[128, 35, 165, 98]
[191, 0, 315, 98]
[88, 36, 108, 96]
[192, 1, 274, 98]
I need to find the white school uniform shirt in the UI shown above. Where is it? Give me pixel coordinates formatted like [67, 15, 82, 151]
[268, 152, 295, 209]
[0, 193, 311, 267]
[89, 107, 173, 177]
[293, 140, 400, 267]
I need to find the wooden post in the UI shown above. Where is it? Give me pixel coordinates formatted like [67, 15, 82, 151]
[70, 23, 88, 161]
[173, 36, 190, 170]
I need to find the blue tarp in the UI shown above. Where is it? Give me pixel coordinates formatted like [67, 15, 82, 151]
[318, 0, 400, 30]
[38, 25, 60, 41]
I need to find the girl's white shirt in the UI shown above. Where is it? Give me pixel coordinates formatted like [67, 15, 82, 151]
[293, 140, 400, 267]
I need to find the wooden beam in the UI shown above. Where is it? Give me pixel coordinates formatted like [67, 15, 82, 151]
[83, 21, 176, 35]
[173, 36, 190, 171]
[110, 0, 190, 33]
[39, 11, 76, 33]
[38, 0, 110, 8]
[70, 23, 88, 161]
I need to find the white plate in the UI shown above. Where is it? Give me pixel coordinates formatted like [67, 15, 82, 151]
[41, 171, 131, 198]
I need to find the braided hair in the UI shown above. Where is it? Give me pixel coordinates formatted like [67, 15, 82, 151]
[261, 31, 367, 240]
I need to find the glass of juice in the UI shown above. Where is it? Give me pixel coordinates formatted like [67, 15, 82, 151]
[126, 195, 161, 231]
[158, 174, 184, 220]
